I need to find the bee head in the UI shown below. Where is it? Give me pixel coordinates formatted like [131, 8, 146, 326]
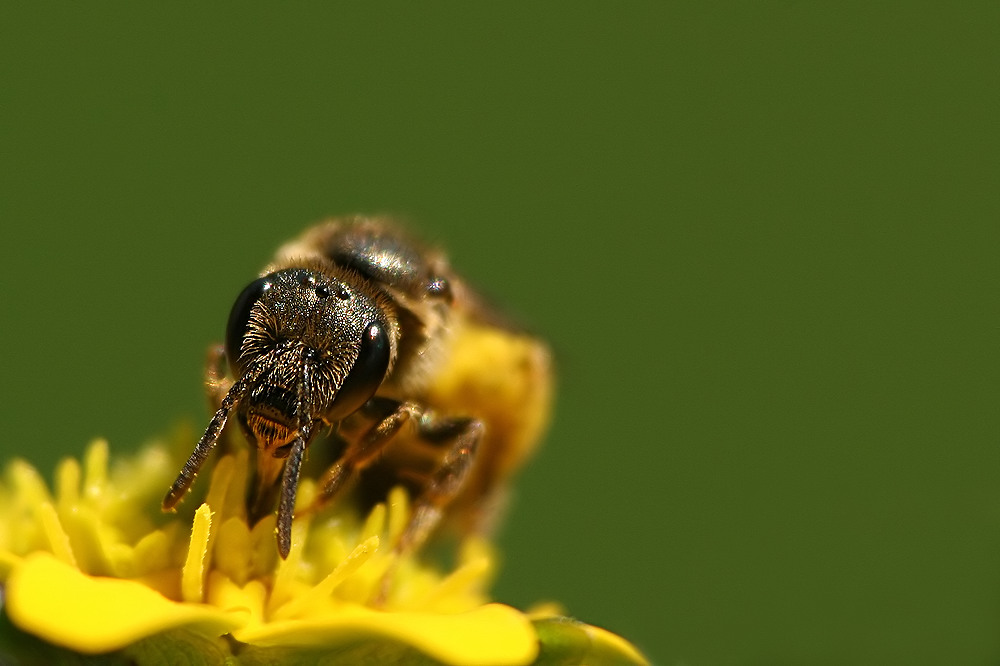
[225, 266, 396, 440]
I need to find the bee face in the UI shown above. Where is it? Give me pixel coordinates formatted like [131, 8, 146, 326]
[226, 266, 395, 432]
[163, 217, 553, 561]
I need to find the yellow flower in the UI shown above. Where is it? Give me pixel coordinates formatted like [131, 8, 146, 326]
[0, 437, 647, 665]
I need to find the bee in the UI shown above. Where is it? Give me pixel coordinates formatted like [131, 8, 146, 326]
[162, 216, 553, 559]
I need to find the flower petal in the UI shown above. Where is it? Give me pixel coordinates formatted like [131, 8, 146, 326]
[5, 552, 246, 654]
[233, 602, 538, 666]
[182, 503, 213, 603]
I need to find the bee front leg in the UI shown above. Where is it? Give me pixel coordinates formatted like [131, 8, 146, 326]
[203, 344, 243, 455]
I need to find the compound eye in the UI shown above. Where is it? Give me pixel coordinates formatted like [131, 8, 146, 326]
[225, 275, 272, 374]
[327, 321, 391, 420]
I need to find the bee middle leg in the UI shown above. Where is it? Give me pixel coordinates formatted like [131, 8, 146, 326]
[307, 397, 483, 559]
[392, 414, 483, 557]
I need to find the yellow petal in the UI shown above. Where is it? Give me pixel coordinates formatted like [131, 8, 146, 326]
[0, 551, 21, 578]
[37, 501, 76, 567]
[234, 602, 538, 666]
[182, 503, 213, 603]
[5, 552, 247, 654]
[213, 515, 253, 584]
[82, 439, 109, 499]
[54, 456, 81, 513]
[206, 569, 268, 629]
[273, 535, 380, 621]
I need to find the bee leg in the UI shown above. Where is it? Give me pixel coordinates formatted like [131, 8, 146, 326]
[162, 373, 250, 511]
[306, 399, 421, 515]
[393, 416, 483, 555]
[375, 416, 483, 605]
[204, 345, 243, 455]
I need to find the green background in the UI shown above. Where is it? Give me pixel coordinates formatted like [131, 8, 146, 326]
[2, 4, 997, 664]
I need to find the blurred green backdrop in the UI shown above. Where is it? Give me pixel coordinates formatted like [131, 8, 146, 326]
[1, 4, 997, 664]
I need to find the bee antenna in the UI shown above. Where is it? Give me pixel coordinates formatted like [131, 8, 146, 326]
[161, 375, 251, 511]
[276, 423, 311, 559]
